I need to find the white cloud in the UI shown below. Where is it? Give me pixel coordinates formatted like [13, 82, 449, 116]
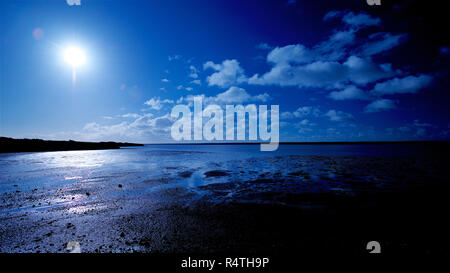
[215, 87, 252, 104]
[168, 55, 182, 61]
[325, 110, 354, 122]
[247, 10, 409, 91]
[299, 119, 309, 126]
[342, 11, 380, 27]
[144, 97, 174, 110]
[360, 32, 407, 56]
[217, 87, 270, 103]
[264, 30, 355, 64]
[324, 10, 380, 27]
[281, 106, 321, 119]
[248, 55, 395, 88]
[411, 120, 433, 136]
[314, 30, 356, 61]
[161, 78, 169, 82]
[413, 119, 432, 127]
[328, 85, 371, 100]
[280, 112, 294, 119]
[343, 56, 396, 85]
[297, 119, 311, 126]
[144, 98, 162, 110]
[252, 93, 271, 102]
[177, 87, 270, 105]
[256, 43, 272, 50]
[203, 61, 221, 70]
[66, 0, 81, 6]
[371, 75, 433, 95]
[323, 10, 344, 21]
[267, 44, 314, 64]
[121, 113, 141, 119]
[189, 65, 199, 79]
[204, 59, 247, 88]
[387, 119, 434, 137]
[364, 99, 396, 113]
[190, 79, 201, 85]
[322, 13, 405, 60]
[177, 85, 195, 91]
[75, 112, 176, 143]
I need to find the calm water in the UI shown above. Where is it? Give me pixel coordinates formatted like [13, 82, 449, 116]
[0, 143, 446, 196]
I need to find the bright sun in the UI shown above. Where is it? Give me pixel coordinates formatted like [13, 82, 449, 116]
[64, 47, 86, 67]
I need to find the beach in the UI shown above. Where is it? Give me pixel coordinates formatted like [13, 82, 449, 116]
[0, 144, 449, 255]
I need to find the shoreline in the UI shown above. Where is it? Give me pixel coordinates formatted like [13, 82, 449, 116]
[0, 137, 143, 154]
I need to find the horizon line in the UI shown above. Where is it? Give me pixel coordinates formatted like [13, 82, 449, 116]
[143, 140, 450, 145]
[2, 136, 450, 145]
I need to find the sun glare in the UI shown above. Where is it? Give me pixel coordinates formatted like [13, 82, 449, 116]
[64, 46, 86, 67]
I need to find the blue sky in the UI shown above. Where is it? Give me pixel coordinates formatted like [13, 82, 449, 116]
[1, 0, 449, 143]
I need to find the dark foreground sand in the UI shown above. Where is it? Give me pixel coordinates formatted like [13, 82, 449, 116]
[0, 155, 449, 255]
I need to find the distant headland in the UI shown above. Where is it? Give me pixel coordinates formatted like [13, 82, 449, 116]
[0, 137, 143, 153]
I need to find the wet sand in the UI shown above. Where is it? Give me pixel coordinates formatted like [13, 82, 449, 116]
[0, 154, 449, 255]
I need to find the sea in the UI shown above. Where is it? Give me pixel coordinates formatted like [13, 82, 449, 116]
[0, 143, 448, 207]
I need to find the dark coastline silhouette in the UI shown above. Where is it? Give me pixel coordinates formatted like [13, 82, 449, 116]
[0, 137, 143, 153]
